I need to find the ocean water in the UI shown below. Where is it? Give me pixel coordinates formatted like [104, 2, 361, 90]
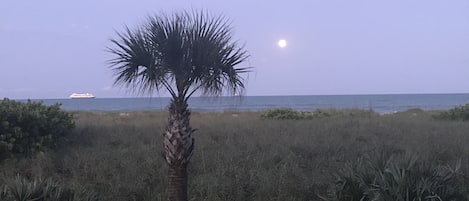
[25, 94, 469, 113]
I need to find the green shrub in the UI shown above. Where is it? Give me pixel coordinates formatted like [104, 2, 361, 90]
[403, 108, 425, 113]
[260, 108, 374, 120]
[0, 176, 99, 201]
[322, 153, 466, 201]
[0, 98, 74, 160]
[434, 103, 469, 121]
[260, 108, 305, 120]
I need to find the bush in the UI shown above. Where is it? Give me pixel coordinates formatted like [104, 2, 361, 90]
[260, 108, 374, 120]
[0, 98, 74, 160]
[322, 153, 466, 201]
[260, 108, 305, 120]
[0, 176, 99, 201]
[434, 103, 469, 121]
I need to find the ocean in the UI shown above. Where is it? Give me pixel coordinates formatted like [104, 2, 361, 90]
[25, 93, 469, 113]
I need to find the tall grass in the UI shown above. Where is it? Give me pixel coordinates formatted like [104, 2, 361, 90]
[1, 109, 469, 200]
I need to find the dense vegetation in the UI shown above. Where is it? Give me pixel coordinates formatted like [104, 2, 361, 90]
[1, 106, 469, 200]
[323, 153, 465, 201]
[0, 98, 74, 160]
[260, 108, 376, 120]
[0, 176, 98, 201]
[434, 103, 469, 121]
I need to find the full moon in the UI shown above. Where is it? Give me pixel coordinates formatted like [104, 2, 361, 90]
[278, 39, 287, 48]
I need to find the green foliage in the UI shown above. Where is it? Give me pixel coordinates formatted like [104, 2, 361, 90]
[323, 153, 466, 201]
[108, 10, 250, 98]
[0, 98, 74, 160]
[260, 108, 375, 120]
[260, 108, 305, 120]
[403, 108, 425, 113]
[2, 111, 469, 200]
[434, 103, 469, 121]
[0, 176, 99, 201]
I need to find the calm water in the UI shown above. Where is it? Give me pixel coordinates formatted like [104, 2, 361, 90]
[23, 94, 469, 113]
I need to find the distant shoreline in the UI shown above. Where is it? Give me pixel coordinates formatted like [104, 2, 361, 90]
[11, 92, 469, 101]
[11, 94, 469, 113]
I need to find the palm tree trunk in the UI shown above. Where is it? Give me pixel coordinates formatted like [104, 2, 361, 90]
[164, 98, 194, 201]
[168, 165, 188, 201]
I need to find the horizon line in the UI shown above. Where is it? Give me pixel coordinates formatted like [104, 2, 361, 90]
[9, 92, 469, 100]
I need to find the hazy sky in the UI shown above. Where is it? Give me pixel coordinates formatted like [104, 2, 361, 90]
[1, 0, 469, 99]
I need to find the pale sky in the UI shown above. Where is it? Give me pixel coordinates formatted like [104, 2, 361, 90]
[1, 0, 469, 99]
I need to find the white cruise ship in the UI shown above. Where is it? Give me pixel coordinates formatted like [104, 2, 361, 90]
[69, 93, 95, 99]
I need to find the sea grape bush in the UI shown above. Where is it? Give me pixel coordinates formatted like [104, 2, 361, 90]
[260, 108, 307, 120]
[260, 108, 374, 120]
[0, 98, 74, 160]
[434, 103, 469, 121]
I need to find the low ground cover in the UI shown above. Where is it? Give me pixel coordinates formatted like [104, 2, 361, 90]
[1, 108, 469, 200]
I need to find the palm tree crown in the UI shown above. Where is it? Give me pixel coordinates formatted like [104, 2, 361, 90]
[108, 11, 250, 101]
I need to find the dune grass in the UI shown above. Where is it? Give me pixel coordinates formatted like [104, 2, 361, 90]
[1, 109, 469, 200]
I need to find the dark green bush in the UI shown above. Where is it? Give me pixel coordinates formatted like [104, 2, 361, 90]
[0, 176, 99, 201]
[260, 108, 374, 120]
[322, 153, 466, 201]
[434, 103, 469, 121]
[0, 98, 74, 160]
[260, 108, 305, 120]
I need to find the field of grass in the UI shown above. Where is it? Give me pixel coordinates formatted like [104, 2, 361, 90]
[1, 109, 469, 200]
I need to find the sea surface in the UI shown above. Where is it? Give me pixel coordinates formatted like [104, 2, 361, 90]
[23, 94, 469, 113]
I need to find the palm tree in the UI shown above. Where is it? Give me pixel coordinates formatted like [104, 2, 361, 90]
[107, 10, 250, 201]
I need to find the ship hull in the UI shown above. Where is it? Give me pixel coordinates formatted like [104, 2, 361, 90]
[69, 93, 95, 99]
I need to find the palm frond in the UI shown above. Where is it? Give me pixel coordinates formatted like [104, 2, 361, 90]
[107, 26, 174, 96]
[184, 11, 250, 98]
[107, 10, 251, 100]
